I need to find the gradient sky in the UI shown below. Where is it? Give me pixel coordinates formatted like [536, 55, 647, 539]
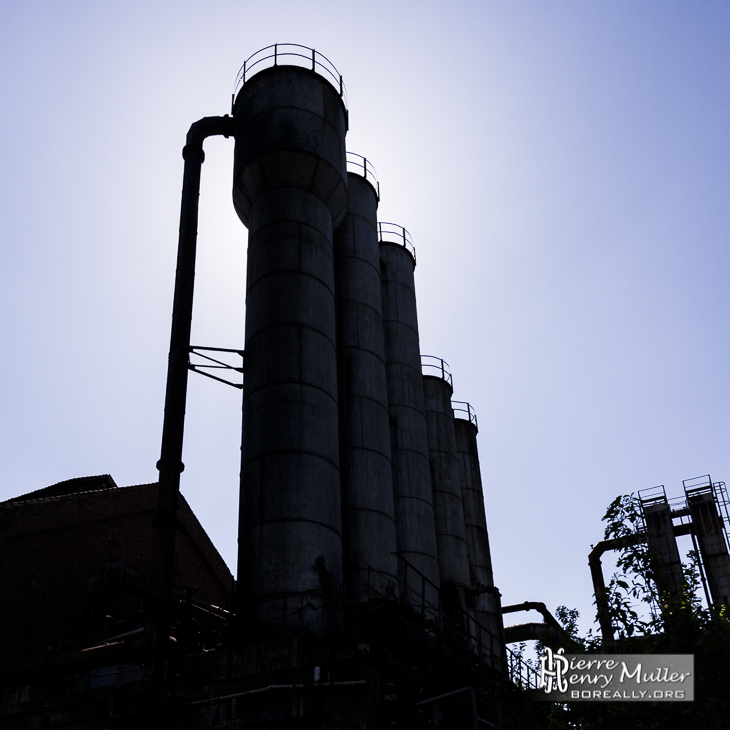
[2, 1, 730, 635]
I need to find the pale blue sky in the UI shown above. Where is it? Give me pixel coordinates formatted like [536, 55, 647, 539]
[2, 1, 730, 634]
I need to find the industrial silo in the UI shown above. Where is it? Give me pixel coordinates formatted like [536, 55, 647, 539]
[422, 359, 472, 625]
[232, 47, 348, 637]
[379, 225, 441, 609]
[334, 155, 399, 603]
[453, 403, 503, 662]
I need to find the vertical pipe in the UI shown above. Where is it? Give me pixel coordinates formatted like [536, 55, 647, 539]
[334, 168, 398, 602]
[152, 116, 232, 637]
[232, 66, 348, 637]
[380, 234, 440, 609]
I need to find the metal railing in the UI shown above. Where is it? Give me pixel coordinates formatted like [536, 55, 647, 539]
[378, 222, 416, 263]
[712, 481, 730, 551]
[684, 475, 730, 554]
[360, 553, 505, 672]
[346, 152, 380, 199]
[240, 552, 538, 690]
[233, 44, 348, 109]
[506, 649, 541, 690]
[638, 484, 668, 509]
[452, 400, 478, 430]
[421, 355, 453, 387]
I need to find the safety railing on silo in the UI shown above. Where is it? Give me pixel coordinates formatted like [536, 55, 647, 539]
[452, 400, 478, 430]
[233, 43, 348, 111]
[245, 552, 536, 688]
[421, 355, 453, 387]
[346, 152, 380, 200]
[377, 222, 416, 264]
[358, 552, 506, 674]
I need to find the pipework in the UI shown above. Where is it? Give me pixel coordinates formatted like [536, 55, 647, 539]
[152, 114, 233, 639]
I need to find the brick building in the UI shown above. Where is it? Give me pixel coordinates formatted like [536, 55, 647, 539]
[0, 475, 233, 666]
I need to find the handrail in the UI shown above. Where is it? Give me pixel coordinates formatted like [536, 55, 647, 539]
[378, 222, 416, 263]
[388, 552, 505, 671]
[506, 648, 541, 690]
[241, 552, 535, 686]
[421, 355, 453, 387]
[346, 152, 380, 199]
[452, 400, 478, 429]
[233, 43, 348, 110]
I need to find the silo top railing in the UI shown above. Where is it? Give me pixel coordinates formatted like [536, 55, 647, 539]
[452, 400, 478, 430]
[378, 222, 416, 264]
[233, 43, 348, 110]
[421, 355, 453, 387]
[346, 152, 380, 200]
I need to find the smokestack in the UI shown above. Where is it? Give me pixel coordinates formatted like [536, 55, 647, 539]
[232, 54, 348, 637]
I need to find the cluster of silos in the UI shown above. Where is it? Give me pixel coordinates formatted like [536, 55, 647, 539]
[231, 47, 501, 654]
[638, 478, 730, 612]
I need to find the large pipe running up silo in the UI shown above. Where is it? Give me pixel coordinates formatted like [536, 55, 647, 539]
[379, 226, 441, 610]
[334, 158, 399, 603]
[152, 115, 233, 645]
[233, 62, 348, 638]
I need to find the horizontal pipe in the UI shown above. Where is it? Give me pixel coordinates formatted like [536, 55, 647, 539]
[186, 680, 368, 706]
[500, 601, 562, 633]
[503, 622, 559, 644]
[588, 522, 693, 641]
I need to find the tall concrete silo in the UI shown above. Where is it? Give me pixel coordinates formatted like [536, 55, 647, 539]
[453, 403, 503, 659]
[422, 359, 472, 621]
[334, 156, 399, 603]
[379, 226, 441, 607]
[232, 53, 348, 637]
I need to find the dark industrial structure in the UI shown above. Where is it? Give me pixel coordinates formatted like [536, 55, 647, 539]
[590, 475, 730, 641]
[1, 45, 551, 728]
[0, 476, 233, 666]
